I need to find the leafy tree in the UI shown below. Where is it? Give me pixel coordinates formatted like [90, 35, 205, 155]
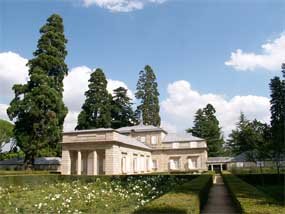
[227, 112, 251, 155]
[269, 72, 285, 174]
[7, 14, 68, 168]
[187, 104, 224, 157]
[111, 87, 138, 129]
[76, 69, 112, 130]
[227, 113, 271, 166]
[135, 65, 161, 126]
[0, 119, 14, 152]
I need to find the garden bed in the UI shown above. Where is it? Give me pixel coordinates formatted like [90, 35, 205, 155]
[222, 173, 285, 214]
[0, 174, 198, 213]
[134, 174, 213, 214]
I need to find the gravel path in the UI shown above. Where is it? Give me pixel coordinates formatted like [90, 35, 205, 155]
[201, 174, 240, 214]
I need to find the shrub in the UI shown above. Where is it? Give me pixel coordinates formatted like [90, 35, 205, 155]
[134, 175, 212, 214]
[222, 173, 285, 214]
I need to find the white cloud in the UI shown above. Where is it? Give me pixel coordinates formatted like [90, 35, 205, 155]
[63, 66, 91, 112]
[161, 80, 270, 137]
[0, 51, 271, 136]
[63, 66, 135, 131]
[63, 111, 80, 131]
[225, 34, 285, 71]
[82, 0, 167, 12]
[107, 79, 134, 99]
[161, 120, 177, 133]
[0, 104, 9, 121]
[0, 52, 29, 99]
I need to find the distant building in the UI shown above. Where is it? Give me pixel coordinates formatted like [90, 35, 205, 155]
[0, 157, 61, 171]
[207, 152, 285, 171]
[61, 124, 208, 175]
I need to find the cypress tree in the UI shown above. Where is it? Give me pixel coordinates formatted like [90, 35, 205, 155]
[135, 65, 161, 126]
[111, 87, 137, 129]
[7, 14, 68, 168]
[187, 104, 224, 157]
[269, 72, 285, 174]
[76, 69, 112, 130]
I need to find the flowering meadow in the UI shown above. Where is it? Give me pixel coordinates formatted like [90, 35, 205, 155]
[0, 175, 194, 213]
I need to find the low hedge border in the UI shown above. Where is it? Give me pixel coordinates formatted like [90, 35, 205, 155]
[222, 173, 285, 214]
[134, 174, 213, 214]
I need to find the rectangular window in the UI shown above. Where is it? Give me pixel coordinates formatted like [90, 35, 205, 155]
[188, 157, 198, 169]
[172, 142, 179, 148]
[256, 161, 264, 167]
[237, 162, 244, 167]
[152, 160, 158, 169]
[151, 136, 157, 144]
[169, 158, 180, 170]
[140, 136, 146, 143]
[190, 141, 198, 148]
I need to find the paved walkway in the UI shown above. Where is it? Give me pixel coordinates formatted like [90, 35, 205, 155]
[201, 174, 239, 214]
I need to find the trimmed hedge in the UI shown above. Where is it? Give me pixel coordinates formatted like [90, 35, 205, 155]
[0, 174, 198, 187]
[236, 173, 284, 186]
[134, 175, 213, 214]
[222, 173, 285, 214]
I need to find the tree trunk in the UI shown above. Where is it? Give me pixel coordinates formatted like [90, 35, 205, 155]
[23, 154, 35, 170]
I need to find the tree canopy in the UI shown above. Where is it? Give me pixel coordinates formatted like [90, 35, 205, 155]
[187, 104, 224, 157]
[269, 69, 285, 174]
[76, 69, 112, 130]
[111, 87, 138, 129]
[7, 14, 68, 168]
[227, 113, 271, 161]
[135, 65, 161, 126]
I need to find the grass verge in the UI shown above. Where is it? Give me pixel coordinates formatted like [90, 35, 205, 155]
[222, 173, 285, 214]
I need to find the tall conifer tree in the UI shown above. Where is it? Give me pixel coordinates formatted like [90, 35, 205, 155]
[269, 70, 285, 174]
[111, 87, 137, 128]
[187, 104, 224, 157]
[76, 69, 112, 130]
[7, 14, 68, 168]
[135, 65, 161, 126]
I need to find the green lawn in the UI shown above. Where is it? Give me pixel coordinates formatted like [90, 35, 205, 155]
[256, 185, 284, 204]
[0, 174, 196, 213]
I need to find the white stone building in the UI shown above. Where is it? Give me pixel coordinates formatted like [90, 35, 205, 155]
[61, 124, 208, 175]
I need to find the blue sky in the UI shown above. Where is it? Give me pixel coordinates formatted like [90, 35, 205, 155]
[0, 0, 284, 135]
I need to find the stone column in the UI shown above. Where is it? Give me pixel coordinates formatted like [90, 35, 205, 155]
[87, 151, 98, 175]
[210, 164, 213, 171]
[220, 164, 223, 171]
[77, 151, 82, 175]
[105, 145, 120, 175]
[61, 150, 71, 175]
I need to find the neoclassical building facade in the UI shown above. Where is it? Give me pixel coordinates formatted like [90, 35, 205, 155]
[61, 124, 208, 175]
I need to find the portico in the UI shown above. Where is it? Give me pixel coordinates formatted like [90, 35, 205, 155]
[61, 128, 152, 175]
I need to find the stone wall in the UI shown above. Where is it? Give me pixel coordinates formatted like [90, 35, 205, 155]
[151, 148, 208, 172]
